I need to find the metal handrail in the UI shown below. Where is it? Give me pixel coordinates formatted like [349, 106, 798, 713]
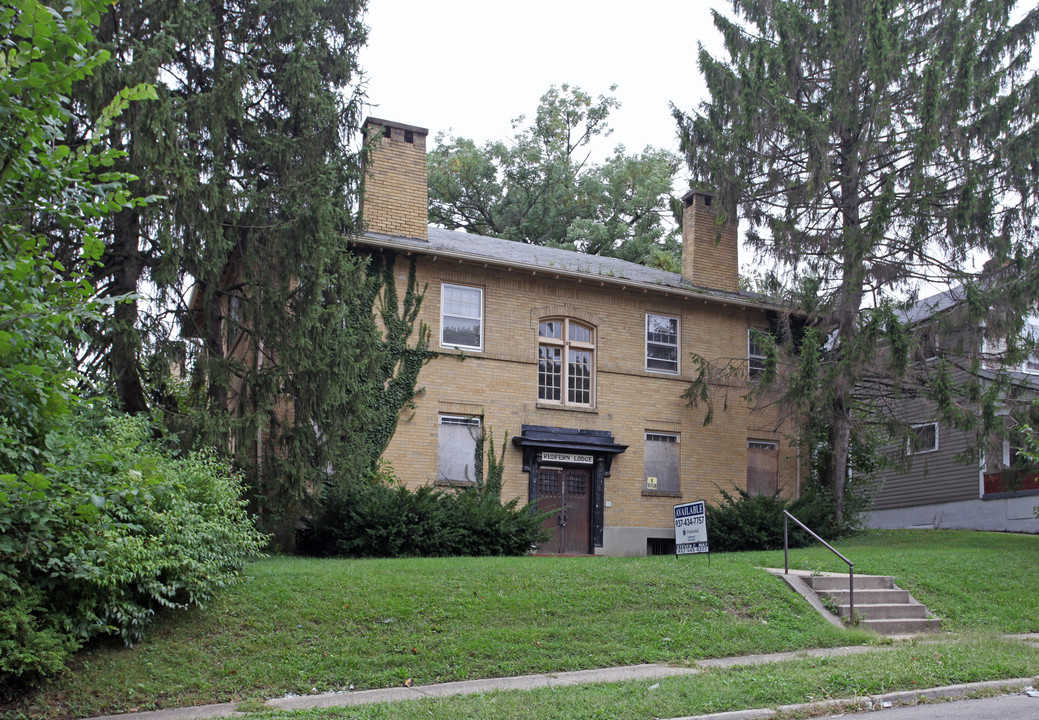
[783, 510, 854, 624]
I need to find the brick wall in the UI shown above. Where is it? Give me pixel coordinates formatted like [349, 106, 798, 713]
[380, 256, 799, 550]
[358, 118, 795, 555]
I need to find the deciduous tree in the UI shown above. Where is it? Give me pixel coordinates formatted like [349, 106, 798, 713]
[0, 0, 153, 475]
[429, 84, 681, 269]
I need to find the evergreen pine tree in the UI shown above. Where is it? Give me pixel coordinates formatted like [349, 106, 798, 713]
[674, 0, 1039, 523]
[59, 0, 384, 541]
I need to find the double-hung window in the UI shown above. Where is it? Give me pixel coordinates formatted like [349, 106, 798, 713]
[748, 328, 768, 378]
[1025, 321, 1039, 374]
[646, 313, 679, 373]
[907, 422, 939, 455]
[538, 318, 595, 407]
[441, 284, 483, 351]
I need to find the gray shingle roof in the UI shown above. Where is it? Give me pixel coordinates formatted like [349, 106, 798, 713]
[901, 286, 968, 325]
[899, 285, 1039, 390]
[357, 226, 775, 308]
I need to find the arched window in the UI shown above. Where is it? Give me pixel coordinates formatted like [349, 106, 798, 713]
[538, 318, 595, 407]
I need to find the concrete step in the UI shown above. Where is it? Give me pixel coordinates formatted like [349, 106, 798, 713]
[806, 575, 894, 592]
[861, 617, 941, 634]
[838, 602, 930, 620]
[771, 569, 941, 636]
[821, 588, 910, 605]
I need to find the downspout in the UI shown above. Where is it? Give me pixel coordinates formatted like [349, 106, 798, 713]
[796, 441, 802, 499]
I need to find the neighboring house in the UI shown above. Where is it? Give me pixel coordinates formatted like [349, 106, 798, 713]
[866, 287, 1039, 533]
[357, 118, 801, 556]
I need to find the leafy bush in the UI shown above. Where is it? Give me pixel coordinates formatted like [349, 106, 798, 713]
[705, 483, 861, 553]
[300, 464, 545, 558]
[0, 413, 266, 691]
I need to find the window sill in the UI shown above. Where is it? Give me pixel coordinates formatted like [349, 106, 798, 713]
[536, 402, 598, 414]
[642, 490, 682, 498]
[434, 479, 477, 488]
[982, 488, 1039, 500]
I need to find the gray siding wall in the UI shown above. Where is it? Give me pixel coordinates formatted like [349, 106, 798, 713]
[869, 395, 980, 511]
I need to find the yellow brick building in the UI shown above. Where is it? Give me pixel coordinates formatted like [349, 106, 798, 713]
[358, 118, 800, 556]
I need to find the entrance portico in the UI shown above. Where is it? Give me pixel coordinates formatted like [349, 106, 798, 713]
[513, 425, 627, 554]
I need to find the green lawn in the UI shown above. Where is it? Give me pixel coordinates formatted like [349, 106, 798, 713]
[732, 529, 1039, 633]
[6, 530, 1039, 720]
[246, 636, 1039, 720]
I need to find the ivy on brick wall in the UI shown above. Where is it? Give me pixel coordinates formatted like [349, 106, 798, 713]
[354, 250, 438, 482]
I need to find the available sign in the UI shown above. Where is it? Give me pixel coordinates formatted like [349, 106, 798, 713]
[540, 452, 593, 465]
[673, 500, 709, 555]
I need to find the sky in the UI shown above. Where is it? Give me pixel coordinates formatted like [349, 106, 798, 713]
[359, 0, 728, 186]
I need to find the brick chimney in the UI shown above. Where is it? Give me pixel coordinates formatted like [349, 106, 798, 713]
[361, 117, 429, 241]
[681, 190, 739, 292]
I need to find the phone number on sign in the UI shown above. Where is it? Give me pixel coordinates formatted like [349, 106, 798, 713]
[677, 542, 709, 554]
[675, 516, 705, 528]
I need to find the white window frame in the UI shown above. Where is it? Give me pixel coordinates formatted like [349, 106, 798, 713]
[748, 328, 768, 378]
[440, 283, 483, 351]
[748, 439, 778, 451]
[537, 317, 595, 408]
[1023, 320, 1039, 375]
[645, 313, 680, 374]
[907, 422, 939, 455]
[437, 414, 482, 483]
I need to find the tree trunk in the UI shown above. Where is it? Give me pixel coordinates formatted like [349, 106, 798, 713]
[827, 397, 852, 525]
[203, 284, 227, 418]
[109, 207, 149, 414]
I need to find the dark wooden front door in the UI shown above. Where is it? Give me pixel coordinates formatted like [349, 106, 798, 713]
[537, 467, 592, 554]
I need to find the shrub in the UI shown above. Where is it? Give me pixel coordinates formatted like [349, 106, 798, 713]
[706, 487, 798, 552]
[300, 464, 545, 558]
[704, 483, 861, 553]
[0, 413, 267, 691]
[0, 586, 76, 685]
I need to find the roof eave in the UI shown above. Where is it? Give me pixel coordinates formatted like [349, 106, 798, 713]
[352, 232, 786, 314]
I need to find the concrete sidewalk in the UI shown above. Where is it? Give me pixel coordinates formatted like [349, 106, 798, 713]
[87, 637, 1039, 720]
[669, 677, 1039, 720]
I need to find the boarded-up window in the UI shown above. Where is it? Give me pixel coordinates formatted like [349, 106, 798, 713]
[747, 440, 778, 496]
[644, 433, 679, 492]
[438, 415, 481, 482]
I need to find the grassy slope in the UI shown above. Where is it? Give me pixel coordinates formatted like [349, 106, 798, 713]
[7, 530, 1039, 719]
[728, 529, 1039, 633]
